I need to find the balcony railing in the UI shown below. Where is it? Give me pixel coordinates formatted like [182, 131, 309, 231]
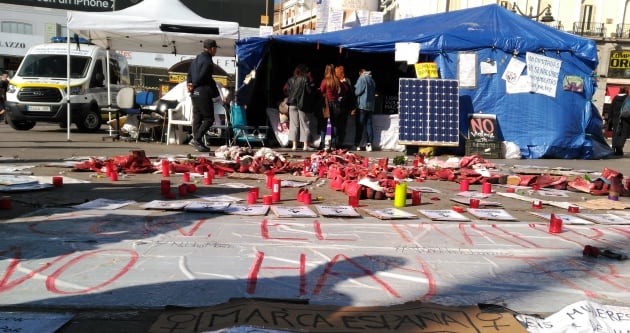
[572, 22, 606, 38]
[616, 23, 630, 39]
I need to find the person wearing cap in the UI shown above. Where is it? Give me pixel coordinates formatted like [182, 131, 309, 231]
[186, 39, 221, 152]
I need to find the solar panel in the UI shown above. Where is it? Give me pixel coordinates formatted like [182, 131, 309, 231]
[398, 78, 460, 146]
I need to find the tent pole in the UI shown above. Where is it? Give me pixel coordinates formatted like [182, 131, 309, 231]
[106, 39, 112, 126]
[66, 16, 72, 142]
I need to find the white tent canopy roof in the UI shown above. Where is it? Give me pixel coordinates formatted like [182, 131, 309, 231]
[67, 0, 240, 57]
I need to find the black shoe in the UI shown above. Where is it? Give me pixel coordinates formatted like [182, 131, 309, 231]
[614, 147, 623, 156]
[192, 141, 210, 152]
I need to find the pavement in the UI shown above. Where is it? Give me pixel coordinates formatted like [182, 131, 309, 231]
[1, 123, 629, 332]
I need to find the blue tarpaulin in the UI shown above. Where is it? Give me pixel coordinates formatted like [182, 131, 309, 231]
[236, 4, 610, 159]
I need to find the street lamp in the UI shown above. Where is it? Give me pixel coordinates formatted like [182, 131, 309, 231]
[511, 2, 555, 22]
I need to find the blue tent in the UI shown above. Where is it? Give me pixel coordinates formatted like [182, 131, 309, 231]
[236, 4, 610, 159]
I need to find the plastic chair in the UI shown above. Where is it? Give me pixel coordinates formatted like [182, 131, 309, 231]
[230, 103, 269, 147]
[166, 96, 193, 145]
[102, 87, 134, 141]
[134, 91, 165, 142]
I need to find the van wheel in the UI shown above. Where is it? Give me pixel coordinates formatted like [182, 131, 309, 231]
[76, 109, 101, 132]
[6, 114, 36, 131]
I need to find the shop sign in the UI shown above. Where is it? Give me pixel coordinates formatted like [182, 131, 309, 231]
[610, 51, 630, 69]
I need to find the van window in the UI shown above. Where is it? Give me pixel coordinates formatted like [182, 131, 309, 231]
[90, 59, 104, 87]
[109, 58, 121, 85]
[17, 54, 91, 79]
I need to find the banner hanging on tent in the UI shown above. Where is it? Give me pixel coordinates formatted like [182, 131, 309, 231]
[526, 52, 562, 98]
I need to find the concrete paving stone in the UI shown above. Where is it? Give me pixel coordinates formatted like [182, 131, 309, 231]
[1, 124, 630, 332]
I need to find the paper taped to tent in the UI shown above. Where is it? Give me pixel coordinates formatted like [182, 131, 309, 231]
[67, 0, 240, 57]
[235, 4, 609, 159]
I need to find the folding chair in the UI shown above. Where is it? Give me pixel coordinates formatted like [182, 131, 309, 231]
[133, 91, 165, 142]
[229, 103, 269, 148]
[205, 101, 232, 147]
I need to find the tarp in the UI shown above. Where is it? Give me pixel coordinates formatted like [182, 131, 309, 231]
[235, 4, 610, 159]
[67, 0, 240, 57]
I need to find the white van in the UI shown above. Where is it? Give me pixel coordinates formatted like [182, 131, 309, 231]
[4, 38, 130, 132]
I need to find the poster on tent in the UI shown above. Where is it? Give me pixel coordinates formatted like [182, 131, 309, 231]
[502, 57, 526, 84]
[327, 8, 344, 32]
[395, 42, 420, 65]
[315, 0, 330, 33]
[458, 52, 477, 88]
[369, 11, 384, 25]
[526, 52, 562, 98]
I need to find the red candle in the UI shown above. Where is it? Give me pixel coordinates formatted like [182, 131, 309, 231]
[302, 192, 312, 205]
[187, 183, 197, 193]
[459, 180, 469, 192]
[348, 194, 359, 207]
[549, 214, 563, 233]
[266, 170, 275, 189]
[247, 190, 257, 204]
[411, 190, 421, 206]
[481, 182, 492, 194]
[161, 160, 170, 177]
[178, 184, 188, 196]
[263, 195, 273, 205]
[110, 171, 118, 182]
[532, 199, 543, 209]
[182, 172, 190, 183]
[250, 187, 259, 199]
[271, 178, 281, 203]
[469, 198, 480, 209]
[161, 180, 171, 195]
[52, 176, 63, 187]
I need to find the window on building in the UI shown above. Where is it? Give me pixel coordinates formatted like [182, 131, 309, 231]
[1, 21, 33, 35]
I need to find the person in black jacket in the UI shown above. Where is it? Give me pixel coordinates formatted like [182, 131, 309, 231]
[283, 64, 315, 151]
[609, 87, 629, 156]
[0, 71, 8, 117]
[187, 39, 220, 152]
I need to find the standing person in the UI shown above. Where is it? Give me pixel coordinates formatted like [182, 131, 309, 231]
[320, 64, 345, 150]
[0, 71, 9, 117]
[335, 66, 353, 148]
[284, 64, 314, 151]
[187, 39, 220, 153]
[609, 87, 629, 156]
[354, 68, 376, 151]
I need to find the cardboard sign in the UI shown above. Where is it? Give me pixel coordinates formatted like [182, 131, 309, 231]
[414, 63, 438, 79]
[468, 114, 498, 142]
[149, 298, 528, 333]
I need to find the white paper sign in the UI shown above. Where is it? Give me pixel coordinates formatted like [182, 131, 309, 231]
[395, 42, 420, 65]
[363, 208, 417, 220]
[506, 75, 532, 94]
[467, 208, 516, 221]
[502, 57, 526, 83]
[418, 210, 470, 221]
[526, 52, 562, 98]
[517, 300, 630, 333]
[270, 205, 318, 218]
[480, 60, 497, 74]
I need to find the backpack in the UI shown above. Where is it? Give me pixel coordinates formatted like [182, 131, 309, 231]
[621, 96, 630, 119]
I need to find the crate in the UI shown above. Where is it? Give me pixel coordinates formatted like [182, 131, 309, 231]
[465, 140, 503, 159]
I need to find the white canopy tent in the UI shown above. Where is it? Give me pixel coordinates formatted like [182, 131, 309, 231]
[64, 0, 240, 140]
[67, 0, 240, 57]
